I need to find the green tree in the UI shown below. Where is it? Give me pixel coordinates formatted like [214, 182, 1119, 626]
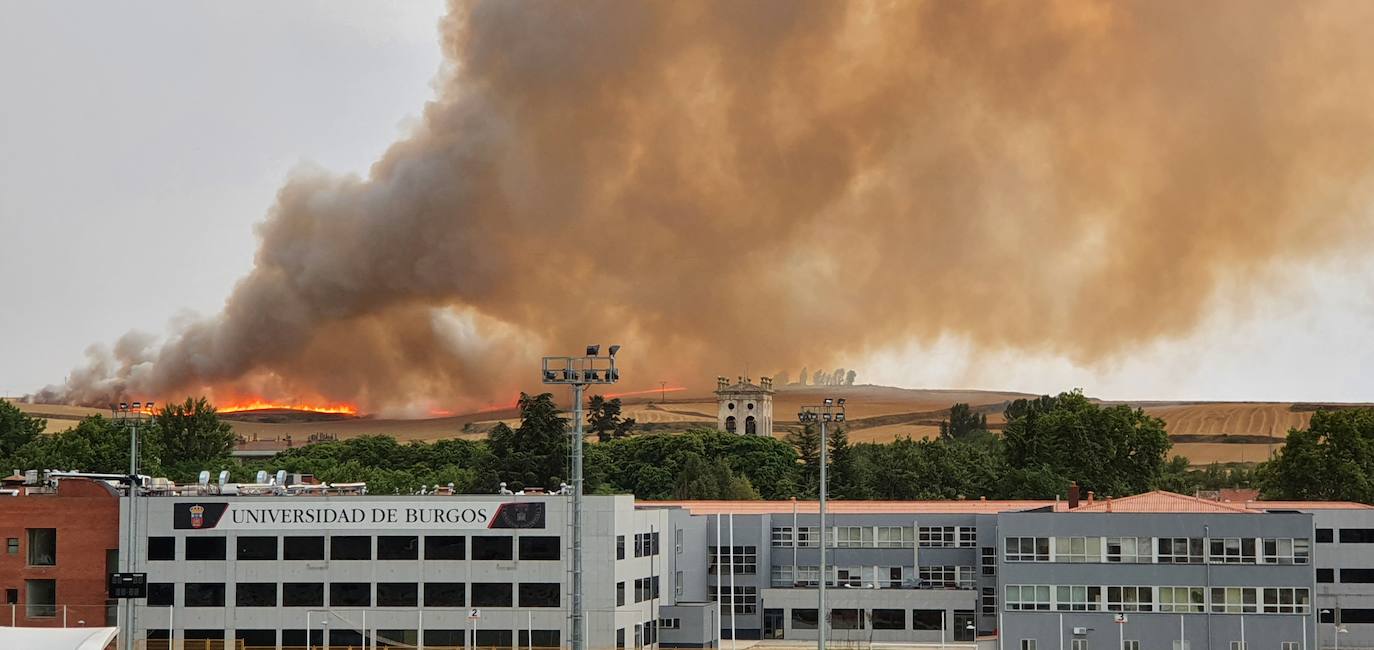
[1001, 389, 1171, 497]
[826, 426, 863, 499]
[1259, 409, 1374, 502]
[785, 424, 821, 498]
[671, 453, 760, 500]
[154, 397, 235, 477]
[587, 395, 636, 442]
[487, 393, 568, 491]
[14, 415, 164, 475]
[939, 403, 988, 441]
[0, 400, 44, 462]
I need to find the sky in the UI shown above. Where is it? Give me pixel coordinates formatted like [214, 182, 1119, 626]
[2, 1, 1372, 405]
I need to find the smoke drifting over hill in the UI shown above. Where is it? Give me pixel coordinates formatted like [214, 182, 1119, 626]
[42, 1, 1374, 413]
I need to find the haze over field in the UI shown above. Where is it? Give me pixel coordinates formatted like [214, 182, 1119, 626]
[4, 1, 1374, 413]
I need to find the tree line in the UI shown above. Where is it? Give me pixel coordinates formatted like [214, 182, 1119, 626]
[0, 390, 1369, 502]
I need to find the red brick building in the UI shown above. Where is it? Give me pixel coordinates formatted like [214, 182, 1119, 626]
[0, 477, 120, 627]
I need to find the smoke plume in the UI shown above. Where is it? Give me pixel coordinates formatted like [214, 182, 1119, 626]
[43, 0, 1374, 413]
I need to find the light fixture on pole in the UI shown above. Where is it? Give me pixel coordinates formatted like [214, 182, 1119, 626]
[111, 399, 152, 650]
[797, 398, 845, 650]
[543, 345, 621, 650]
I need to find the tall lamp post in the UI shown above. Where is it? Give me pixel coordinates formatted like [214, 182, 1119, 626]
[798, 398, 845, 650]
[543, 345, 621, 650]
[1321, 610, 1348, 650]
[111, 400, 152, 650]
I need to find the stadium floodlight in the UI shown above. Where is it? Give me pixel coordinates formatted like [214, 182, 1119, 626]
[119, 402, 128, 411]
[797, 398, 847, 650]
[110, 398, 152, 650]
[541, 345, 622, 650]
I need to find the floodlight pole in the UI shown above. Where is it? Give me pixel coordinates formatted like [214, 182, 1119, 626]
[112, 401, 152, 650]
[543, 347, 620, 650]
[799, 399, 845, 650]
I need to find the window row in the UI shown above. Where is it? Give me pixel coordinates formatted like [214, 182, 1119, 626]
[162, 628, 560, 648]
[146, 581, 560, 608]
[1320, 528, 1374, 544]
[708, 585, 758, 614]
[707, 546, 758, 575]
[790, 608, 952, 631]
[768, 564, 975, 589]
[1005, 536, 1309, 564]
[1005, 584, 1310, 614]
[616, 532, 663, 560]
[769, 525, 975, 548]
[1318, 568, 1374, 584]
[147, 534, 560, 562]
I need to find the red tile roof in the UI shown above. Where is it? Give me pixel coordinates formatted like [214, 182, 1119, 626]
[1067, 490, 1257, 513]
[1243, 500, 1374, 510]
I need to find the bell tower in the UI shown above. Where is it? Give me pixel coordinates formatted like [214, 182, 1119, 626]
[715, 375, 774, 436]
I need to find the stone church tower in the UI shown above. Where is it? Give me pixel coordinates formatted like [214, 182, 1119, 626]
[715, 375, 774, 436]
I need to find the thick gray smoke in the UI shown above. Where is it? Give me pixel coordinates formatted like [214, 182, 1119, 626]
[42, 0, 1374, 413]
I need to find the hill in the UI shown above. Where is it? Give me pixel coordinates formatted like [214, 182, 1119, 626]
[9, 389, 1370, 466]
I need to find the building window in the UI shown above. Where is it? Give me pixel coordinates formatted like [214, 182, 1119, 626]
[709, 586, 757, 614]
[25, 529, 56, 566]
[982, 588, 997, 614]
[1172, 643, 1190, 650]
[708, 546, 757, 574]
[1055, 537, 1101, 562]
[1229, 643, 1248, 650]
[25, 579, 56, 617]
[1158, 538, 1203, 564]
[519, 536, 561, 561]
[652, 531, 660, 555]
[830, 609, 864, 630]
[145, 536, 175, 561]
[912, 610, 942, 631]
[424, 583, 466, 607]
[871, 609, 905, 630]
[1054, 585, 1103, 612]
[1342, 609, 1374, 624]
[617, 628, 625, 650]
[792, 608, 818, 630]
[1021, 641, 1037, 650]
[472, 536, 513, 561]
[1341, 569, 1374, 583]
[184, 583, 226, 607]
[377, 583, 418, 607]
[423, 630, 464, 648]
[1209, 538, 1257, 564]
[1318, 569, 1335, 583]
[982, 546, 997, 575]
[1106, 537, 1149, 563]
[425, 535, 465, 560]
[475, 629, 513, 649]
[617, 535, 625, 559]
[876, 526, 914, 548]
[236, 630, 276, 647]
[675, 528, 683, 554]
[1261, 587, 1310, 614]
[5, 538, 16, 555]
[236, 536, 277, 561]
[920, 526, 956, 548]
[675, 571, 684, 597]
[834, 526, 872, 548]
[920, 565, 971, 589]
[1107, 586, 1154, 612]
[377, 535, 419, 560]
[330, 582, 371, 607]
[282, 583, 324, 607]
[184, 536, 226, 561]
[1262, 538, 1310, 564]
[771, 527, 794, 547]
[283, 536, 324, 560]
[520, 630, 560, 649]
[1157, 586, 1204, 613]
[1210, 587, 1258, 614]
[1072, 640, 1089, 650]
[519, 583, 560, 608]
[330, 536, 371, 560]
[1281, 643, 1299, 650]
[617, 581, 625, 606]
[659, 618, 680, 630]
[1006, 585, 1051, 611]
[1316, 528, 1334, 543]
[235, 583, 276, 607]
[1123, 642, 1139, 650]
[1005, 537, 1050, 562]
[471, 582, 513, 607]
[147, 583, 174, 607]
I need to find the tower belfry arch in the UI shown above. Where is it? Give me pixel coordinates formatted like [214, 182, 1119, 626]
[715, 375, 774, 437]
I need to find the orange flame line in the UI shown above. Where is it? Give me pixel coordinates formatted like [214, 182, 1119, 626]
[219, 400, 359, 415]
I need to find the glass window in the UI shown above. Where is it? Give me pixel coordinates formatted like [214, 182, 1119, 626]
[617, 581, 625, 606]
[771, 527, 794, 547]
[425, 535, 465, 560]
[1006, 585, 1052, 611]
[476, 629, 513, 649]
[148, 537, 175, 561]
[184, 536, 226, 561]
[5, 538, 17, 555]
[912, 610, 943, 631]
[1005, 537, 1050, 562]
[283, 536, 324, 560]
[378, 583, 418, 607]
[236, 536, 277, 561]
[876, 526, 914, 548]
[282, 582, 324, 607]
[871, 609, 905, 630]
[920, 526, 956, 548]
[330, 536, 371, 560]
[1054, 585, 1103, 612]
[617, 535, 625, 559]
[377, 535, 419, 560]
[792, 609, 818, 630]
[1318, 569, 1335, 583]
[25, 529, 55, 566]
[1021, 641, 1037, 650]
[1106, 586, 1154, 612]
[1106, 537, 1149, 563]
[1261, 587, 1310, 614]
[519, 536, 561, 561]
[1055, 537, 1102, 562]
[519, 583, 560, 607]
[282, 630, 326, 646]
[330, 582, 371, 607]
[424, 630, 465, 647]
[1157, 586, 1205, 613]
[472, 536, 513, 561]
[24, 580, 55, 618]
[830, 609, 864, 630]
[235, 583, 276, 607]
[184, 583, 225, 607]
[709, 586, 757, 613]
[1316, 528, 1333, 543]
[236, 630, 276, 646]
[147, 583, 174, 607]
[471, 582, 513, 607]
[1209, 538, 1257, 564]
[424, 583, 466, 607]
[1210, 587, 1258, 614]
[520, 630, 560, 650]
[1262, 538, 1310, 565]
[1158, 538, 1204, 564]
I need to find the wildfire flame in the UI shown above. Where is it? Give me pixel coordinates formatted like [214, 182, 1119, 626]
[218, 400, 359, 416]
